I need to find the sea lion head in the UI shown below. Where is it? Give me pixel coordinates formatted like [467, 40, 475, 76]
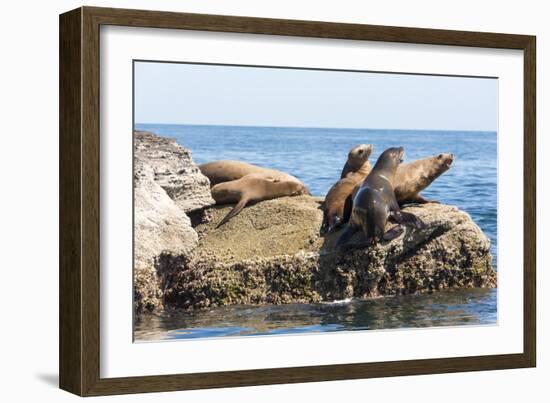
[374, 147, 405, 173]
[210, 182, 238, 204]
[422, 153, 454, 180]
[347, 144, 374, 170]
[289, 181, 311, 196]
[435, 153, 454, 171]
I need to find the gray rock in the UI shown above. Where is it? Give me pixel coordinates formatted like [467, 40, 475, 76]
[133, 166, 199, 312]
[133, 131, 214, 312]
[134, 130, 214, 213]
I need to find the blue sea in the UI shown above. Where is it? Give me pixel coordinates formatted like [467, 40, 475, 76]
[134, 123, 498, 340]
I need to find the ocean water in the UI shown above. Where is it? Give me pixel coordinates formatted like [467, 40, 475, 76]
[134, 288, 497, 341]
[135, 123, 498, 340]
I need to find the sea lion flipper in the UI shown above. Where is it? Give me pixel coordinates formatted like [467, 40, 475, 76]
[409, 194, 438, 204]
[418, 195, 440, 204]
[321, 214, 339, 235]
[216, 198, 249, 228]
[390, 211, 425, 229]
[383, 225, 404, 241]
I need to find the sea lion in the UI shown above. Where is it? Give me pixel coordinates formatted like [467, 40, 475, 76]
[335, 147, 424, 248]
[393, 153, 454, 204]
[340, 144, 374, 179]
[321, 144, 374, 234]
[211, 174, 310, 227]
[199, 160, 301, 187]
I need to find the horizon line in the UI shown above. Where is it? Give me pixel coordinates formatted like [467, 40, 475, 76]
[134, 122, 497, 133]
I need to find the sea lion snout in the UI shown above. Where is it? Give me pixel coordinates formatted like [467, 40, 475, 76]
[363, 144, 374, 155]
[445, 154, 454, 168]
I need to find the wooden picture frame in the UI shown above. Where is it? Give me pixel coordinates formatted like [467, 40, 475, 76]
[59, 6, 536, 396]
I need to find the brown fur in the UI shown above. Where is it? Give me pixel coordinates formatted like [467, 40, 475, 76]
[322, 144, 374, 233]
[212, 174, 309, 227]
[394, 153, 454, 204]
[200, 160, 300, 187]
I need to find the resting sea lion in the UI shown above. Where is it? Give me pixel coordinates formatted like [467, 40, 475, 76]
[340, 144, 374, 178]
[199, 160, 301, 187]
[394, 153, 454, 204]
[321, 144, 374, 234]
[335, 147, 424, 248]
[212, 174, 310, 227]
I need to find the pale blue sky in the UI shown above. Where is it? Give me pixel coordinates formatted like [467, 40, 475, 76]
[134, 61, 497, 131]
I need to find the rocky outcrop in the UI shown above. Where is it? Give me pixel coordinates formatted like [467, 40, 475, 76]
[156, 197, 496, 311]
[133, 131, 214, 312]
[133, 132, 496, 313]
[134, 131, 214, 213]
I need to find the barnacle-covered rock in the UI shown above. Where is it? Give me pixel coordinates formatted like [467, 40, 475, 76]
[156, 197, 496, 310]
